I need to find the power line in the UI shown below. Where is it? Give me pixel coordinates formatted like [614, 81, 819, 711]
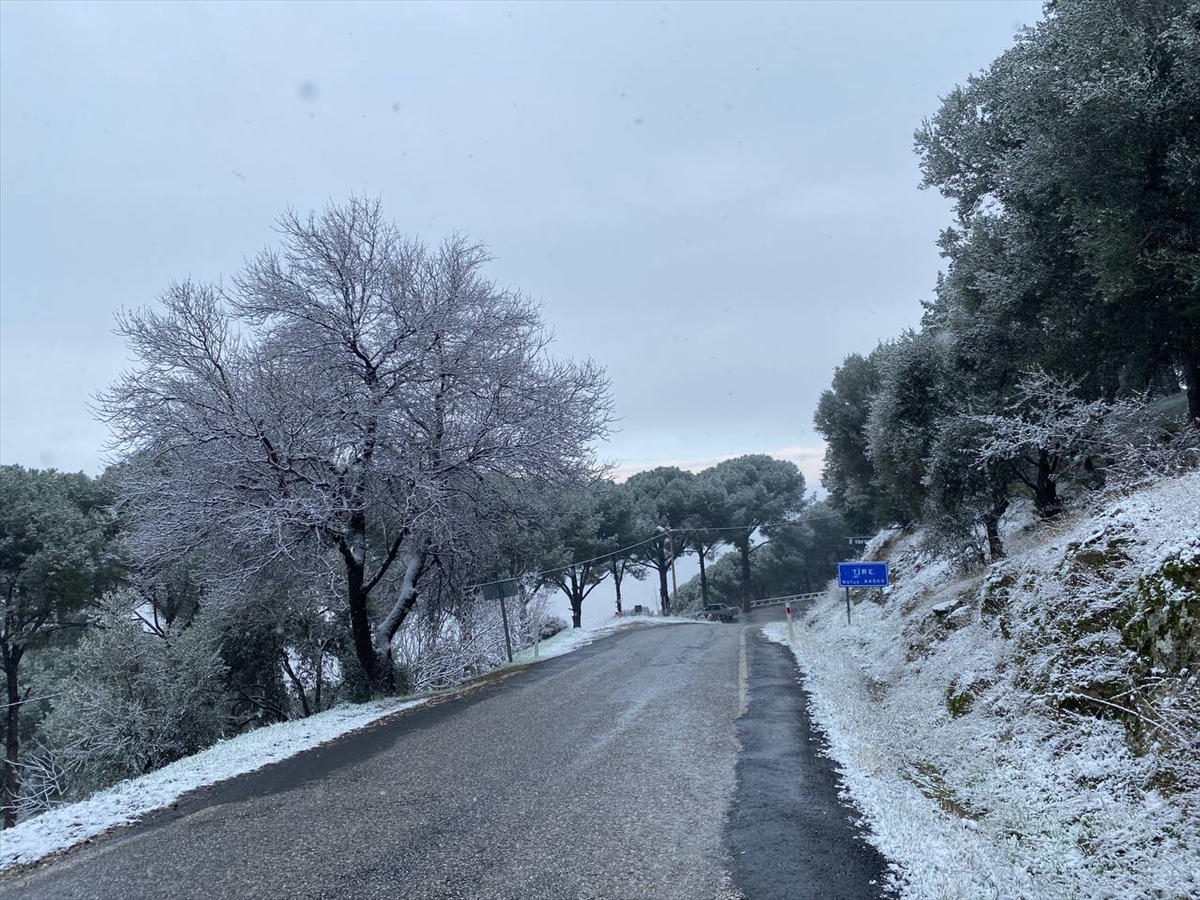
[469, 532, 664, 590]
[672, 513, 845, 534]
[0, 692, 65, 711]
[469, 510, 847, 590]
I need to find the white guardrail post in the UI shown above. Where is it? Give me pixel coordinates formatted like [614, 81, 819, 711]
[785, 602, 795, 643]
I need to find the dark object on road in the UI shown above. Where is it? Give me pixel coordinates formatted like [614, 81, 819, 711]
[697, 604, 739, 622]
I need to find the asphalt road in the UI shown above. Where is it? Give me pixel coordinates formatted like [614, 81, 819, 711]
[0, 612, 887, 900]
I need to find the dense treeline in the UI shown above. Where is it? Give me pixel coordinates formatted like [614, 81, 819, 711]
[815, 0, 1199, 562]
[525, 454, 822, 627]
[0, 450, 817, 826]
[0, 199, 816, 827]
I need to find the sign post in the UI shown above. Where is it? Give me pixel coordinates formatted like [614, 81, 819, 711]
[785, 603, 795, 643]
[482, 580, 521, 662]
[836, 562, 890, 625]
[531, 600, 541, 660]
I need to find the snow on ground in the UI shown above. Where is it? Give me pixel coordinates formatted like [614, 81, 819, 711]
[765, 471, 1200, 900]
[0, 697, 427, 872]
[0, 611, 696, 873]
[512, 613, 705, 663]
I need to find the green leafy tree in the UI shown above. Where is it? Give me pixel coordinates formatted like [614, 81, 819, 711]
[924, 214, 1112, 404]
[531, 483, 615, 628]
[684, 471, 731, 609]
[623, 467, 696, 615]
[916, 0, 1200, 420]
[865, 331, 953, 526]
[813, 349, 885, 532]
[677, 504, 845, 607]
[0, 466, 113, 827]
[923, 415, 1012, 562]
[753, 507, 848, 597]
[595, 481, 646, 616]
[706, 455, 806, 612]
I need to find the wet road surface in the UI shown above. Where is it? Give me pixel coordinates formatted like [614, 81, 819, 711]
[727, 624, 889, 899]
[0, 613, 886, 900]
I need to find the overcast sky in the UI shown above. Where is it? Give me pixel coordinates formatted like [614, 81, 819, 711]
[0, 0, 1043, 490]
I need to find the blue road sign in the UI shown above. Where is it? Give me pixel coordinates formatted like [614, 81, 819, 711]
[838, 562, 889, 588]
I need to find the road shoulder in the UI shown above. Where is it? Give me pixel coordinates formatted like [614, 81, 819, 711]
[725, 628, 889, 900]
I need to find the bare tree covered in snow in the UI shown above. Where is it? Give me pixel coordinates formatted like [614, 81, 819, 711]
[969, 369, 1197, 517]
[393, 585, 551, 693]
[969, 369, 1122, 517]
[100, 198, 612, 695]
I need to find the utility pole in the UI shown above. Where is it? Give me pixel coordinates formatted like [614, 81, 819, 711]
[668, 528, 679, 613]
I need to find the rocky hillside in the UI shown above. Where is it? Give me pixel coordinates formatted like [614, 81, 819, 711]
[765, 471, 1199, 899]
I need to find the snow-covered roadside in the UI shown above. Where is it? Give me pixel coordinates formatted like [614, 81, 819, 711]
[0, 611, 697, 874]
[0, 696, 427, 872]
[763, 472, 1200, 900]
[512, 613, 704, 664]
[762, 619, 1015, 898]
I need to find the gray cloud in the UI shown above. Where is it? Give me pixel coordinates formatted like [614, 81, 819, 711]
[0, 0, 1043, 478]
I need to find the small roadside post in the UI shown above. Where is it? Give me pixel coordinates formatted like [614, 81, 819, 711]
[836, 562, 889, 624]
[531, 599, 541, 660]
[785, 602, 795, 643]
[482, 580, 521, 662]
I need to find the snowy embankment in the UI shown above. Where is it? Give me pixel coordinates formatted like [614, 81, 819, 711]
[513, 613, 701, 663]
[0, 613, 689, 873]
[0, 697, 426, 872]
[766, 472, 1200, 900]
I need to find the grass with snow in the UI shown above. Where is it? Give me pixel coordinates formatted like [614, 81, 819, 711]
[766, 472, 1200, 900]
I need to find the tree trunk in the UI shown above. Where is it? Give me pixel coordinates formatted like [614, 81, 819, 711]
[655, 545, 670, 616]
[374, 553, 426, 662]
[2, 644, 22, 829]
[983, 514, 1005, 561]
[1184, 353, 1200, 426]
[281, 654, 311, 718]
[698, 544, 710, 607]
[984, 495, 1009, 562]
[568, 569, 583, 628]
[343, 555, 379, 697]
[739, 539, 752, 614]
[1034, 449, 1061, 519]
[314, 647, 324, 713]
[611, 559, 623, 615]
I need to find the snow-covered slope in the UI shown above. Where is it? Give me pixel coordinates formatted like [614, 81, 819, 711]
[766, 471, 1199, 900]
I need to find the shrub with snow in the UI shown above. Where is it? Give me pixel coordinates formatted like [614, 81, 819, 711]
[538, 615, 569, 640]
[42, 592, 229, 798]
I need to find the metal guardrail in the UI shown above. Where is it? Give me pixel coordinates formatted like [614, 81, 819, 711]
[748, 592, 824, 609]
